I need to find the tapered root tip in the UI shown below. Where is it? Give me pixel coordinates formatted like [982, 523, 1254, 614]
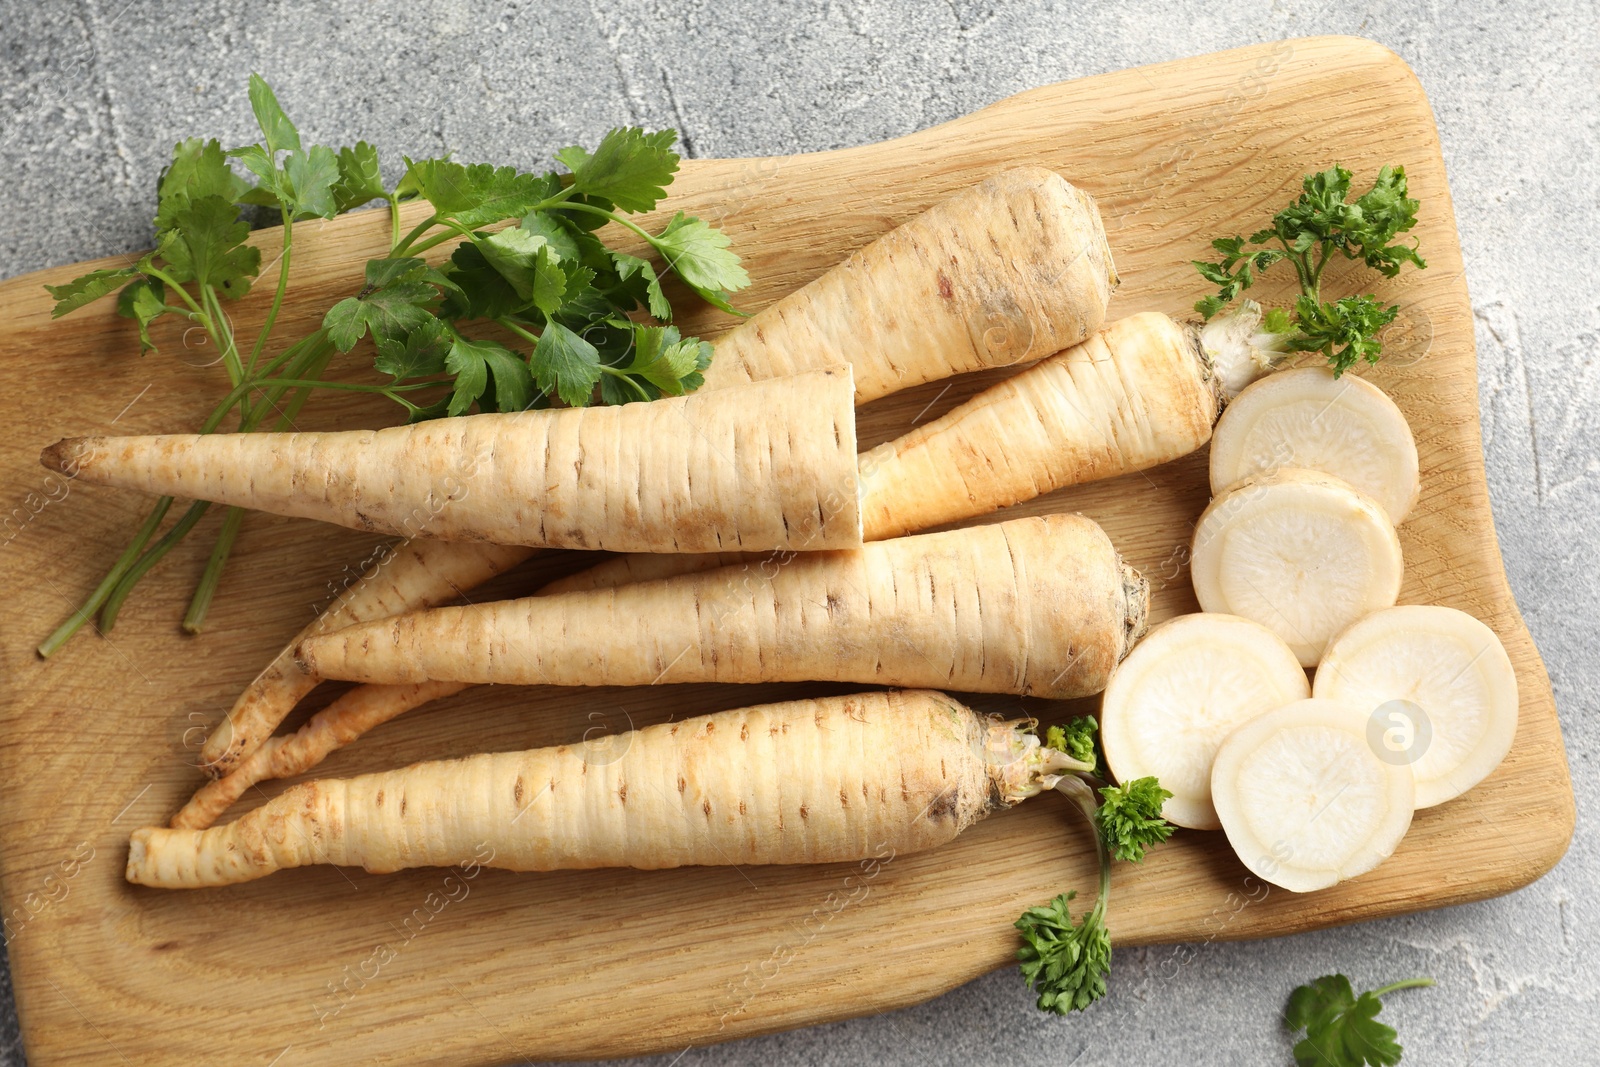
[40, 437, 93, 475]
[1120, 562, 1150, 658]
[125, 830, 149, 884]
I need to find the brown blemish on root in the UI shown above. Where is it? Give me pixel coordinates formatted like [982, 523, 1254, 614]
[926, 789, 961, 821]
[375, 789, 384, 807]
[677, 775, 687, 794]
[618, 782, 628, 805]
[513, 777, 525, 807]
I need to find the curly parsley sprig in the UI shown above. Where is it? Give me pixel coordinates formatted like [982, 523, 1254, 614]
[39, 75, 744, 651]
[1192, 165, 1426, 376]
[1016, 718, 1174, 1014]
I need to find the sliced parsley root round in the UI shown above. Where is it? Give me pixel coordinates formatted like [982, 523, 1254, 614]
[1314, 605, 1517, 809]
[1191, 468, 1403, 667]
[699, 166, 1119, 403]
[1211, 698, 1414, 893]
[42, 368, 862, 554]
[1099, 613, 1309, 830]
[129, 689, 1087, 888]
[1209, 367, 1420, 524]
[294, 514, 1147, 699]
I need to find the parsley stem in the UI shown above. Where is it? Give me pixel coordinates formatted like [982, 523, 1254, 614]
[392, 214, 441, 258]
[388, 195, 402, 253]
[551, 200, 656, 244]
[181, 505, 245, 634]
[244, 214, 293, 379]
[181, 338, 336, 633]
[141, 266, 206, 320]
[99, 500, 212, 632]
[598, 364, 652, 401]
[1371, 978, 1435, 997]
[35, 496, 174, 657]
[1054, 776, 1113, 919]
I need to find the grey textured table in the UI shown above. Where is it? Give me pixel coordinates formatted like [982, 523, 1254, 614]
[2, 1, 1595, 1064]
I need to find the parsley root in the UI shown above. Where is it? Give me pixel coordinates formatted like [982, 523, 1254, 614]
[294, 514, 1146, 698]
[42, 368, 862, 553]
[131, 689, 1087, 888]
[696, 166, 1117, 402]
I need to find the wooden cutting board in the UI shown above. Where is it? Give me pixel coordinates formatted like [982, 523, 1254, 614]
[0, 35, 1573, 1067]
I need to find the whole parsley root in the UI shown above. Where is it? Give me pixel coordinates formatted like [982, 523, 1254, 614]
[42, 367, 862, 553]
[293, 514, 1144, 699]
[1016, 717, 1174, 1014]
[128, 689, 1094, 888]
[1192, 165, 1427, 394]
[1286, 974, 1434, 1067]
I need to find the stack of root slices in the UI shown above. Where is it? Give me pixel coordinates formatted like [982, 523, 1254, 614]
[1102, 366, 1518, 892]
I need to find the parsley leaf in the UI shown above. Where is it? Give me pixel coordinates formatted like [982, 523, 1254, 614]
[531, 321, 603, 407]
[478, 228, 566, 314]
[44, 268, 140, 317]
[159, 138, 251, 206]
[611, 324, 712, 397]
[333, 142, 388, 213]
[246, 73, 300, 155]
[557, 127, 680, 213]
[403, 158, 561, 229]
[649, 211, 750, 312]
[1096, 777, 1175, 862]
[446, 337, 535, 415]
[374, 317, 452, 380]
[155, 195, 260, 298]
[1016, 891, 1111, 1014]
[116, 277, 168, 354]
[1193, 165, 1425, 375]
[1286, 974, 1434, 1067]
[613, 252, 673, 320]
[323, 257, 440, 351]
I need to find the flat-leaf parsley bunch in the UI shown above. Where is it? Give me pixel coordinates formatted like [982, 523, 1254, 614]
[41, 75, 746, 652]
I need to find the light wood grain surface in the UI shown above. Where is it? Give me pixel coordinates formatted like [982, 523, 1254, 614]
[0, 35, 1573, 1067]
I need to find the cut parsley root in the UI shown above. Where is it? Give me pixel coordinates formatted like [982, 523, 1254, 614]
[1210, 366, 1419, 524]
[1314, 605, 1517, 809]
[1211, 698, 1414, 893]
[1099, 613, 1309, 830]
[1191, 469, 1403, 667]
[698, 166, 1118, 402]
[42, 368, 862, 554]
[130, 689, 1094, 888]
[294, 514, 1146, 699]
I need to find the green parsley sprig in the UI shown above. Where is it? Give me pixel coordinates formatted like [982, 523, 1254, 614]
[1192, 165, 1426, 375]
[1286, 973, 1435, 1066]
[40, 75, 746, 653]
[1016, 718, 1174, 1014]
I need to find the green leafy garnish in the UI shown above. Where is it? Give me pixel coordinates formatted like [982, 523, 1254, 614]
[39, 75, 745, 653]
[1286, 974, 1434, 1067]
[1096, 778, 1175, 862]
[1015, 724, 1174, 1016]
[1016, 890, 1111, 1014]
[1193, 165, 1426, 374]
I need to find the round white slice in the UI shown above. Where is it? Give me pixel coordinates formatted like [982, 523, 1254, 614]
[1190, 468, 1403, 668]
[1211, 367, 1420, 524]
[1100, 613, 1310, 830]
[1314, 605, 1518, 808]
[1211, 698, 1415, 893]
